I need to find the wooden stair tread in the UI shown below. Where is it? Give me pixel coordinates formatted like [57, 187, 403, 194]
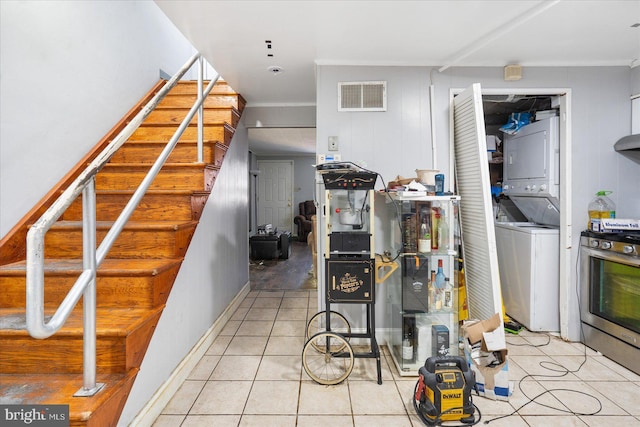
[80, 189, 210, 196]
[103, 162, 219, 168]
[48, 220, 199, 231]
[123, 139, 228, 146]
[0, 370, 137, 420]
[0, 258, 183, 276]
[137, 120, 230, 127]
[0, 306, 164, 336]
[154, 105, 239, 111]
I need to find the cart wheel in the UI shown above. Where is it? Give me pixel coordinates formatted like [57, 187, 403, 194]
[306, 311, 351, 353]
[302, 331, 354, 385]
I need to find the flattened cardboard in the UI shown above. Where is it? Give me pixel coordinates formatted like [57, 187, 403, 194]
[465, 312, 504, 352]
[462, 313, 512, 400]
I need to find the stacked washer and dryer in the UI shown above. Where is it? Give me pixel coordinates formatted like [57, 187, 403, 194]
[495, 117, 560, 332]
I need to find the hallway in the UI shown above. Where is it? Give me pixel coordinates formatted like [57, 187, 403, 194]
[249, 240, 316, 291]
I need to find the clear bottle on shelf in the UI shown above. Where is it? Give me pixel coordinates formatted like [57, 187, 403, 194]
[402, 333, 413, 361]
[438, 211, 449, 251]
[443, 277, 453, 310]
[434, 259, 446, 310]
[418, 220, 431, 253]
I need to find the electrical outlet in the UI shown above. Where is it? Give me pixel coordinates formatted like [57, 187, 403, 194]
[328, 136, 339, 151]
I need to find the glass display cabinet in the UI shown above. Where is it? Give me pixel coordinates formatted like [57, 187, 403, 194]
[378, 193, 461, 375]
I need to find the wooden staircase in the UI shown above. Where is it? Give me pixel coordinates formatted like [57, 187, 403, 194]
[0, 80, 245, 426]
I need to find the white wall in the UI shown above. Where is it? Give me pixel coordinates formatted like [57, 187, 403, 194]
[0, 1, 196, 238]
[317, 67, 435, 183]
[632, 67, 640, 95]
[317, 64, 640, 342]
[119, 122, 249, 426]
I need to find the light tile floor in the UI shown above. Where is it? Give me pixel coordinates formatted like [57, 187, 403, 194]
[153, 290, 640, 427]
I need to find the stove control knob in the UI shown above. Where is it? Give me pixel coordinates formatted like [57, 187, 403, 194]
[623, 245, 635, 254]
[601, 241, 612, 250]
[590, 239, 599, 248]
[540, 184, 547, 191]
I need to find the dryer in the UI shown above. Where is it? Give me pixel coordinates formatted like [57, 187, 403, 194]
[496, 117, 561, 331]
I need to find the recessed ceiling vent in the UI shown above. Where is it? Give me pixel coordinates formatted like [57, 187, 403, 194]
[338, 81, 387, 112]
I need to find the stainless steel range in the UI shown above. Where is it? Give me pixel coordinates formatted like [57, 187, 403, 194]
[580, 230, 640, 375]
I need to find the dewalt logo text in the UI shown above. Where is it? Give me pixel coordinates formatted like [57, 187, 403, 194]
[442, 393, 462, 399]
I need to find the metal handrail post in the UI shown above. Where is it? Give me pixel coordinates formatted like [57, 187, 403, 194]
[197, 56, 204, 162]
[75, 179, 104, 396]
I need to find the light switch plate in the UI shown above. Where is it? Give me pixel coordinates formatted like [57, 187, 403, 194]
[328, 136, 339, 151]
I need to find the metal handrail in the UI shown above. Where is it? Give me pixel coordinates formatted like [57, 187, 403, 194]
[25, 53, 219, 396]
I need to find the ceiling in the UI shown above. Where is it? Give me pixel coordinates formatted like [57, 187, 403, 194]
[156, 0, 640, 154]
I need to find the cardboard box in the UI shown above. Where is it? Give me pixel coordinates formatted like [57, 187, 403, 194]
[431, 325, 449, 357]
[601, 218, 640, 231]
[463, 313, 512, 401]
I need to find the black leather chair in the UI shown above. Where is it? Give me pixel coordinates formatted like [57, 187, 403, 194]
[294, 200, 316, 242]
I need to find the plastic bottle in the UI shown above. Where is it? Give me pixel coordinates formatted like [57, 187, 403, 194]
[435, 259, 446, 289]
[588, 191, 616, 230]
[418, 221, 431, 253]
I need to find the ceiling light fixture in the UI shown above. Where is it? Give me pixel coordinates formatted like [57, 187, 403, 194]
[267, 66, 284, 75]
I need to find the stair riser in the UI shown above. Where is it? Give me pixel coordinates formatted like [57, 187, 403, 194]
[110, 142, 225, 165]
[159, 94, 245, 111]
[63, 193, 196, 222]
[43, 226, 196, 259]
[129, 124, 232, 144]
[0, 310, 161, 374]
[0, 267, 178, 309]
[96, 168, 213, 192]
[146, 108, 240, 128]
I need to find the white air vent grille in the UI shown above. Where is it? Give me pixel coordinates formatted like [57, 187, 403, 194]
[338, 81, 386, 111]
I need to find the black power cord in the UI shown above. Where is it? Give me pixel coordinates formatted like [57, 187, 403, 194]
[482, 242, 604, 424]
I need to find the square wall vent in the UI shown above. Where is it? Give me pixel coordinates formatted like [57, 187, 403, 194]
[338, 81, 387, 112]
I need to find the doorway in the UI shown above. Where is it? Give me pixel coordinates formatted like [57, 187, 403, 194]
[256, 159, 294, 234]
[451, 87, 573, 340]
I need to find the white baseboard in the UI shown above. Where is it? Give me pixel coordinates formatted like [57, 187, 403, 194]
[129, 282, 251, 427]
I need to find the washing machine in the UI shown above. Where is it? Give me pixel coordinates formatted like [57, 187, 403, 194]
[494, 221, 560, 332]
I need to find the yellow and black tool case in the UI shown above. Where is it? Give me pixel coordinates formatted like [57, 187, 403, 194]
[414, 356, 477, 426]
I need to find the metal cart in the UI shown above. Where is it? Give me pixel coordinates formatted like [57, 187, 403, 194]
[302, 170, 382, 385]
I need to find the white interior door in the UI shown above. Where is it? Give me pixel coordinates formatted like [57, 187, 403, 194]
[257, 160, 294, 233]
[453, 83, 504, 323]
